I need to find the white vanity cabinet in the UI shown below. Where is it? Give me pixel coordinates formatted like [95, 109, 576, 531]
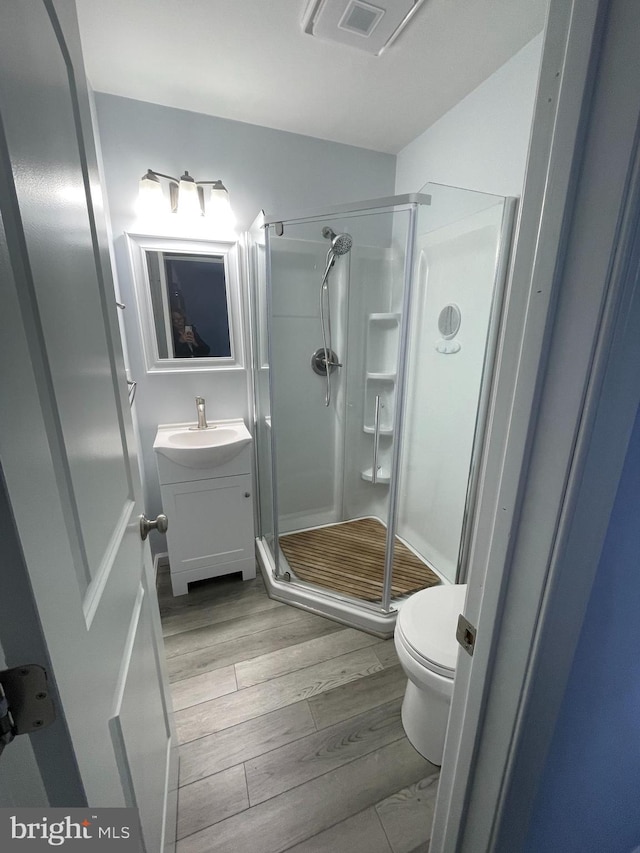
[156, 444, 256, 596]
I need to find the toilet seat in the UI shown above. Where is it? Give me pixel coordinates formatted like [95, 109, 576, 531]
[396, 584, 467, 678]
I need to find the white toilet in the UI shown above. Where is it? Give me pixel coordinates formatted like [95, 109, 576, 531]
[394, 583, 467, 765]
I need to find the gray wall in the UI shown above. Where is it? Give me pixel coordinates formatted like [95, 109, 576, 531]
[94, 93, 396, 545]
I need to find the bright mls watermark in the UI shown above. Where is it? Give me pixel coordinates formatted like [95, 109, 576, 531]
[0, 809, 141, 850]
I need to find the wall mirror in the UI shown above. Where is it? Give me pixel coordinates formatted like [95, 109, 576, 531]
[127, 233, 243, 372]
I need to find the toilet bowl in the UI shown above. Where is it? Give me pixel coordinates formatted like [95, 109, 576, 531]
[394, 583, 467, 765]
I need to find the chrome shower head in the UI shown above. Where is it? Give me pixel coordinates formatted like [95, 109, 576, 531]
[332, 232, 353, 255]
[322, 226, 353, 256]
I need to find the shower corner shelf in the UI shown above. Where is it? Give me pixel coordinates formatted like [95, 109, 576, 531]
[363, 424, 393, 436]
[366, 371, 397, 381]
[361, 467, 391, 485]
[369, 312, 401, 324]
[362, 311, 400, 484]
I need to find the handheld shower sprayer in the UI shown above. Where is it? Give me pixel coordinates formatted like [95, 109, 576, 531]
[322, 227, 353, 257]
[317, 226, 353, 406]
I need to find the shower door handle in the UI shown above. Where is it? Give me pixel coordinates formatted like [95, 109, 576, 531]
[372, 395, 381, 485]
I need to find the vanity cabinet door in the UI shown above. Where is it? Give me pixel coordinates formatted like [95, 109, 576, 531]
[161, 475, 256, 594]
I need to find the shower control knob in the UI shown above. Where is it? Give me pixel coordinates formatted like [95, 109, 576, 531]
[311, 348, 341, 376]
[139, 513, 168, 541]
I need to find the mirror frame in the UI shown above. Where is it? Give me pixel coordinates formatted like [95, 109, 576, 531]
[126, 232, 244, 373]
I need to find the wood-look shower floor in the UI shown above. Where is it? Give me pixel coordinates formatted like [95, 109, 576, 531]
[279, 517, 440, 603]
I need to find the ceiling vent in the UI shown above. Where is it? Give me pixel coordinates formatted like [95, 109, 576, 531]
[303, 0, 425, 56]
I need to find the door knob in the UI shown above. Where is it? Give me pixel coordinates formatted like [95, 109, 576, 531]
[139, 513, 168, 541]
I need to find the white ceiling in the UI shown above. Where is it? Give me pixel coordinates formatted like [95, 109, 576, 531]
[75, 0, 547, 155]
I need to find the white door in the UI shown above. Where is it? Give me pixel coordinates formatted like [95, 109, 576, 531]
[0, 3, 177, 850]
[432, 0, 640, 849]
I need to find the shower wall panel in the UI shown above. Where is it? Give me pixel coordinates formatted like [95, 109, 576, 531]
[342, 246, 397, 524]
[270, 239, 343, 532]
[398, 202, 505, 581]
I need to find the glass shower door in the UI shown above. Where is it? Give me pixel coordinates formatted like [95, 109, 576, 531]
[264, 204, 420, 611]
[397, 184, 516, 585]
[247, 211, 276, 556]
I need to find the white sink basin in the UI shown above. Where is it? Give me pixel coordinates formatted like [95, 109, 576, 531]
[153, 420, 252, 469]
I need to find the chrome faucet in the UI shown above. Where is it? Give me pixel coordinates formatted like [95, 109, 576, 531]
[195, 396, 208, 429]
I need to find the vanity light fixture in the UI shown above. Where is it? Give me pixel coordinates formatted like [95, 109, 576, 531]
[138, 169, 235, 226]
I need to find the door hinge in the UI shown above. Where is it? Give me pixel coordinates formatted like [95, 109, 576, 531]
[0, 665, 56, 760]
[456, 613, 477, 656]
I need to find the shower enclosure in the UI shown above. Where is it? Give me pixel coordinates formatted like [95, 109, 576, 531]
[248, 185, 515, 636]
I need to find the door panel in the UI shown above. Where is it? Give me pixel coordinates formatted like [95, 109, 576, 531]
[0, 2, 131, 594]
[266, 210, 410, 607]
[0, 3, 176, 849]
[110, 587, 173, 853]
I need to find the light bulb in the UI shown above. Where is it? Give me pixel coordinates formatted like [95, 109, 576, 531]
[137, 170, 167, 218]
[206, 181, 236, 229]
[177, 172, 202, 218]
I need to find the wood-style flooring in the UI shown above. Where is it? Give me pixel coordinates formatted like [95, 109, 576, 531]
[158, 565, 439, 853]
[280, 518, 441, 602]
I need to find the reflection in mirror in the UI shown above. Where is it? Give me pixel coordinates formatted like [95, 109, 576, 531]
[127, 234, 243, 373]
[145, 252, 231, 359]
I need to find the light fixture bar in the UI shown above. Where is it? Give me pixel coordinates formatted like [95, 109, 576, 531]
[141, 168, 179, 183]
[137, 169, 234, 226]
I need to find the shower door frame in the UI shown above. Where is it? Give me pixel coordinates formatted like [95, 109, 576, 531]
[257, 194, 430, 636]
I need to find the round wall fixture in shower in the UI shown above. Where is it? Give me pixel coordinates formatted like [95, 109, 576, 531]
[311, 347, 341, 376]
[436, 303, 462, 354]
[438, 303, 462, 339]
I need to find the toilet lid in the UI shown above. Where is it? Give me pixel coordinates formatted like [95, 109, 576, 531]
[397, 584, 468, 673]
